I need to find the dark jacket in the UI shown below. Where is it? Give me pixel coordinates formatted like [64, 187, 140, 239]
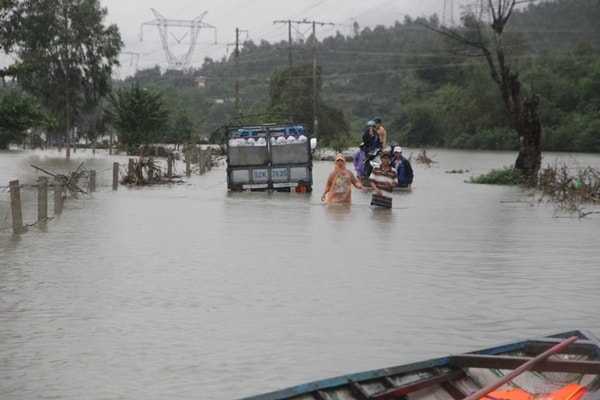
[361, 130, 381, 153]
[391, 156, 414, 187]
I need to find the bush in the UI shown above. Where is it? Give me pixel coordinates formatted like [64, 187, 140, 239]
[467, 166, 527, 185]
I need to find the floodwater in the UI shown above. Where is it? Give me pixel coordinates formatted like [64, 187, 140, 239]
[1, 148, 599, 400]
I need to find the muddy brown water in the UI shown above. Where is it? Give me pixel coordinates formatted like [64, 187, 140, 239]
[1, 148, 599, 399]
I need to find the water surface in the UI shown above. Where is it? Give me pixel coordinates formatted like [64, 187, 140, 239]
[1, 148, 599, 400]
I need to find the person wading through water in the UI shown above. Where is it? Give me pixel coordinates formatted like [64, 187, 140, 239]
[321, 153, 367, 204]
[369, 151, 397, 208]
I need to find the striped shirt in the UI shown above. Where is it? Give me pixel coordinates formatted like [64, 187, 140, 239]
[369, 166, 397, 208]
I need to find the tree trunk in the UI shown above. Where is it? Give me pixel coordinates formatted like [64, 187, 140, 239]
[514, 94, 542, 186]
[498, 64, 541, 187]
[65, 89, 71, 160]
[488, 1, 542, 186]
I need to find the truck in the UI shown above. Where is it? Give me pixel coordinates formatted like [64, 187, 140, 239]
[226, 122, 315, 192]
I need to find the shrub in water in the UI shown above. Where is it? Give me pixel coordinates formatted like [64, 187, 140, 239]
[467, 166, 527, 185]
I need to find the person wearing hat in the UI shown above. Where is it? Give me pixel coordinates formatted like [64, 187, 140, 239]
[353, 142, 367, 177]
[361, 120, 381, 153]
[391, 146, 413, 189]
[321, 153, 368, 204]
[369, 151, 397, 208]
[373, 117, 387, 150]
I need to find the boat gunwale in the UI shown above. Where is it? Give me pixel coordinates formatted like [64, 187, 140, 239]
[238, 330, 600, 400]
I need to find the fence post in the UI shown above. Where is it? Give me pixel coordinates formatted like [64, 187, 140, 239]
[9, 180, 23, 234]
[186, 151, 191, 177]
[89, 170, 96, 192]
[113, 162, 119, 190]
[54, 175, 63, 214]
[199, 150, 206, 175]
[167, 153, 173, 178]
[38, 176, 48, 222]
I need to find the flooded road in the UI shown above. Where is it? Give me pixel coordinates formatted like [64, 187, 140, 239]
[1, 148, 599, 400]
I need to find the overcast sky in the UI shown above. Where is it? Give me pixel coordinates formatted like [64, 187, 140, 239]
[100, 0, 472, 78]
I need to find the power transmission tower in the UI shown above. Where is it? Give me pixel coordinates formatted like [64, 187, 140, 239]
[113, 52, 139, 80]
[122, 52, 140, 69]
[140, 8, 217, 71]
[443, 0, 455, 26]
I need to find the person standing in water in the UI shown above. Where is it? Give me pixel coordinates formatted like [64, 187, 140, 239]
[353, 142, 366, 178]
[321, 153, 367, 204]
[391, 146, 414, 190]
[369, 151, 397, 208]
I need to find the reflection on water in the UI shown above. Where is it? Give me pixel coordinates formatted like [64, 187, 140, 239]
[1, 148, 599, 400]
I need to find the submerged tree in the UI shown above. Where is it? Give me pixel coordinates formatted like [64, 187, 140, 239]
[2, 0, 122, 158]
[428, 0, 543, 185]
[107, 82, 169, 153]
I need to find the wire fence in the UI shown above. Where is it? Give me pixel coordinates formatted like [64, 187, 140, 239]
[0, 149, 214, 234]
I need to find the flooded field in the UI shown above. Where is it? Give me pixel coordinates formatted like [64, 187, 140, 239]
[1, 148, 599, 400]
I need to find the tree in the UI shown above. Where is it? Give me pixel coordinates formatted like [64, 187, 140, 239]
[269, 63, 350, 147]
[0, 90, 53, 149]
[428, 0, 543, 185]
[108, 82, 169, 153]
[0, 0, 19, 52]
[168, 111, 195, 149]
[3, 0, 122, 158]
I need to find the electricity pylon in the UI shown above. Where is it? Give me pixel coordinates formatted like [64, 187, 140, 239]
[443, 0, 455, 27]
[140, 8, 217, 70]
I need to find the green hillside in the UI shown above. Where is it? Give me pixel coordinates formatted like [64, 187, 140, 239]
[0, 0, 600, 152]
[85, 0, 600, 152]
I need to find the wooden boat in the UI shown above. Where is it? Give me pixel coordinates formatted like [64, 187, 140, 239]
[239, 330, 600, 400]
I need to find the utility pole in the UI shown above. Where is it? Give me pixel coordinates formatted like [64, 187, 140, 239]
[273, 20, 294, 121]
[311, 21, 318, 139]
[273, 19, 334, 135]
[231, 27, 248, 116]
[306, 20, 335, 139]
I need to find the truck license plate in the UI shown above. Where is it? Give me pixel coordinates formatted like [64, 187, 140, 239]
[252, 169, 268, 182]
[271, 168, 288, 181]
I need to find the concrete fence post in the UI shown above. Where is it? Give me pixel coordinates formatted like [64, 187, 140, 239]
[38, 176, 48, 222]
[89, 170, 96, 192]
[54, 175, 63, 214]
[9, 180, 23, 234]
[199, 150, 206, 175]
[113, 162, 119, 190]
[186, 151, 191, 177]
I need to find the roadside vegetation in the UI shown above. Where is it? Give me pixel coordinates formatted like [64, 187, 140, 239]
[468, 167, 527, 186]
[468, 163, 600, 217]
[536, 163, 600, 217]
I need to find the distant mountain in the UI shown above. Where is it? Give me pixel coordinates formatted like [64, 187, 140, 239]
[509, 0, 599, 50]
